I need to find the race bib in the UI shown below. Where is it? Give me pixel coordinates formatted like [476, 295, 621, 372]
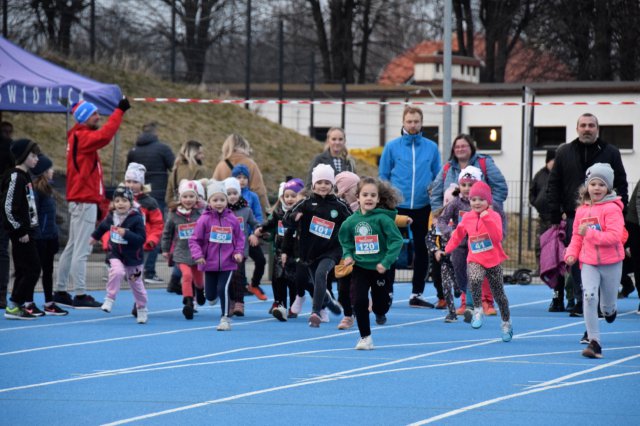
[177, 222, 196, 240]
[469, 233, 493, 253]
[355, 235, 380, 255]
[309, 216, 335, 239]
[580, 216, 602, 231]
[209, 226, 233, 244]
[110, 225, 128, 245]
[277, 220, 285, 237]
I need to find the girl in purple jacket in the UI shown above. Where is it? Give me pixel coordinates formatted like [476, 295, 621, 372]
[189, 180, 245, 331]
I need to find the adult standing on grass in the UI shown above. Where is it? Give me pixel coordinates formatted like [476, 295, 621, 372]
[127, 122, 175, 285]
[306, 127, 356, 187]
[53, 97, 131, 309]
[547, 113, 628, 318]
[164, 140, 209, 294]
[379, 106, 441, 308]
[212, 134, 270, 215]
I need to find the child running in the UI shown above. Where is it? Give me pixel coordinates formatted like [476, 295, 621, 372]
[255, 177, 304, 321]
[283, 164, 351, 327]
[339, 177, 403, 350]
[1, 139, 42, 320]
[32, 154, 68, 315]
[444, 181, 513, 342]
[224, 176, 261, 317]
[189, 180, 245, 331]
[161, 180, 205, 320]
[91, 187, 148, 324]
[565, 163, 625, 359]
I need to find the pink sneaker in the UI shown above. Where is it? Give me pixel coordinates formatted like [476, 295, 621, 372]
[337, 316, 354, 330]
[308, 312, 321, 328]
[290, 295, 305, 314]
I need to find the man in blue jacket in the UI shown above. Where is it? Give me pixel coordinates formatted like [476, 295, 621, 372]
[379, 106, 441, 308]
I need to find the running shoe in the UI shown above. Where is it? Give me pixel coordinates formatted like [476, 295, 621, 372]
[355, 335, 374, 350]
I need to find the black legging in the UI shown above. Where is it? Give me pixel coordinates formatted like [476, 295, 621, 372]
[9, 235, 41, 306]
[397, 205, 430, 295]
[352, 265, 393, 337]
[35, 238, 59, 303]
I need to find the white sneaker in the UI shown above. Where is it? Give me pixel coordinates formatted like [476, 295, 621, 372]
[290, 295, 305, 314]
[272, 304, 287, 322]
[355, 335, 374, 350]
[501, 320, 513, 342]
[101, 297, 114, 313]
[137, 307, 148, 324]
[217, 316, 231, 331]
[208, 297, 219, 306]
[320, 308, 330, 323]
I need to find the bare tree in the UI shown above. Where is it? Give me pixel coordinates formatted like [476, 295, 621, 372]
[453, 0, 474, 57]
[31, 0, 88, 55]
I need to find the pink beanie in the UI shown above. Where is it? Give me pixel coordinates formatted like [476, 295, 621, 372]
[178, 179, 198, 197]
[443, 183, 458, 206]
[311, 164, 335, 186]
[469, 181, 492, 204]
[335, 171, 360, 197]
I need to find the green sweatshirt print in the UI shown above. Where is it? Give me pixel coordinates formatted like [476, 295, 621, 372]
[338, 208, 403, 270]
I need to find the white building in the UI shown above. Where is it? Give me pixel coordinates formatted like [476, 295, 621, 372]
[228, 81, 640, 187]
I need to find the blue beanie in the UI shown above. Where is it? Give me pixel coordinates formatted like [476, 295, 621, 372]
[72, 100, 98, 123]
[231, 163, 250, 179]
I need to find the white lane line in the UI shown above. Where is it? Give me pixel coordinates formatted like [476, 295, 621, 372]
[101, 348, 640, 426]
[524, 353, 640, 389]
[407, 371, 640, 425]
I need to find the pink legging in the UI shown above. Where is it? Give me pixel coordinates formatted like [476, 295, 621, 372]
[106, 259, 147, 308]
[178, 263, 204, 297]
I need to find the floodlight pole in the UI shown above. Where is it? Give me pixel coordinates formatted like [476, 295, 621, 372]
[442, 0, 453, 156]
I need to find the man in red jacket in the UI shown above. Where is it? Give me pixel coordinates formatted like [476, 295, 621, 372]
[53, 98, 130, 309]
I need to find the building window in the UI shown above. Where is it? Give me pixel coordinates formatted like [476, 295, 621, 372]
[534, 126, 565, 149]
[422, 126, 439, 144]
[599, 125, 633, 150]
[469, 126, 501, 150]
[312, 127, 330, 142]
[436, 63, 440, 73]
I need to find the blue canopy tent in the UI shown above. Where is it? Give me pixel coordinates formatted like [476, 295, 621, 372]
[0, 36, 121, 113]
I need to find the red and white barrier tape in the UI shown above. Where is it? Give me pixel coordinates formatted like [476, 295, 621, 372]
[132, 97, 640, 106]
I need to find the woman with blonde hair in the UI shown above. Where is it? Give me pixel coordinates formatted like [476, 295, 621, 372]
[165, 140, 208, 206]
[213, 133, 270, 214]
[306, 127, 356, 187]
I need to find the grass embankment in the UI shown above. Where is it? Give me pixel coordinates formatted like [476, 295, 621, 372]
[3, 55, 377, 200]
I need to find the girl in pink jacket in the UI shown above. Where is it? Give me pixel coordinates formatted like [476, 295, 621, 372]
[565, 163, 625, 359]
[445, 181, 513, 342]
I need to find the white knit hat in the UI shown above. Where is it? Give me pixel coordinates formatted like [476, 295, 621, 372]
[458, 165, 483, 183]
[224, 177, 242, 195]
[125, 162, 146, 184]
[207, 180, 227, 199]
[178, 179, 198, 197]
[311, 164, 335, 186]
[193, 180, 206, 199]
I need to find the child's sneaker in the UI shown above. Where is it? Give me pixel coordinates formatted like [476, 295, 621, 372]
[444, 312, 457, 323]
[375, 314, 387, 325]
[435, 298, 447, 309]
[53, 291, 74, 307]
[101, 297, 114, 313]
[268, 302, 278, 315]
[136, 307, 148, 324]
[580, 331, 589, 344]
[272, 304, 287, 322]
[195, 288, 206, 306]
[483, 301, 497, 316]
[4, 305, 37, 320]
[337, 316, 354, 330]
[463, 307, 473, 323]
[319, 308, 330, 323]
[44, 303, 68, 316]
[325, 290, 342, 315]
[232, 302, 245, 317]
[409, 294, 434, 308]
[501, 320, 513, 342]
[455, 293, 467, 315]
[582, 340, 602, 359]
[248, 284, 268, 301]
[471, 308, 483, 329]
[308, 312, 321, 328]
[604, 310, 617, 323]
[217, 316, 231, 331]
[287, 309, 298, 319]
[24, 303, 45, 317]
[355, 335, 374, 350]
[290, 295, 305, 314]
[182, 297, 194, 320]
[208, 297, 218, 306]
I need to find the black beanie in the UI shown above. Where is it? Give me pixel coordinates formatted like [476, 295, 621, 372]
[31, 154, 53, 177]
[10, 139, 37, 165]
[545, 149, 556, 164]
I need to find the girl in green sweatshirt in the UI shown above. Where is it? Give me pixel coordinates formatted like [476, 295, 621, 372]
[339, 177, 404, 350]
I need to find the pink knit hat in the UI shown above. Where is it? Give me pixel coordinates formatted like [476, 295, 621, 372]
[469, 181, 492, 204]
[335, 171, 360, 197]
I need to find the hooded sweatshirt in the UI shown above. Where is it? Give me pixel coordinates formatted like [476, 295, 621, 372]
[339, 208, 403, 270]
[565, 194, 625, 266]
[189, 206, 245, 272]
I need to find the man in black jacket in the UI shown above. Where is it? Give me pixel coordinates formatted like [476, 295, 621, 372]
[547, 113, 628, 317]
[530, 150, 555, 264]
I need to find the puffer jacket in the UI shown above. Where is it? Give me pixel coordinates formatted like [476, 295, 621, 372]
[162, 207, 203, 265]
[565, 195, 626, 266]
[539, 222, 568, 289]
[188, 207, 245, 272]
[92, 209, 145, 266]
